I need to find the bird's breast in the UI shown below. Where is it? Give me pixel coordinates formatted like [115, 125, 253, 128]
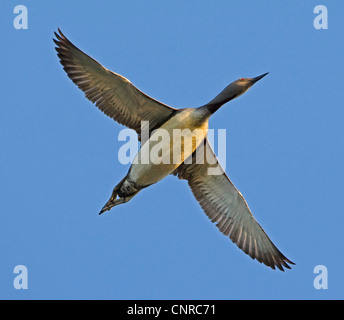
[129, 108, 209, 187]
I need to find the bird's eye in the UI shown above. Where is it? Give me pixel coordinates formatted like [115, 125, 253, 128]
[240, 78, 246, 81]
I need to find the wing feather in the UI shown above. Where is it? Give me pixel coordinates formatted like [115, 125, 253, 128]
[54, 29, 177, 135]
[175, 139, 294, 271]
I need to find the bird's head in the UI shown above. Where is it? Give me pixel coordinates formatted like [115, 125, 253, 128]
[207, 73, 269, 110]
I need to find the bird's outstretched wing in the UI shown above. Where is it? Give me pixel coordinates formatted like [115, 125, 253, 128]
[175, 139, 294, 271]
[53, 29, 177, 135]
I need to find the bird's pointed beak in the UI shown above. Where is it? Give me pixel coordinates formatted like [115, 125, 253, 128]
[251, 72, 269, 84]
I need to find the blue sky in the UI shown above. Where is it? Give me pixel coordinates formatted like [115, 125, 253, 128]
[1, 1, 343, 300]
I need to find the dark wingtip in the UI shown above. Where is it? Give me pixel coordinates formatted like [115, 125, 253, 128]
[276, 258, 295, 271]
[57, 28, 64, 38]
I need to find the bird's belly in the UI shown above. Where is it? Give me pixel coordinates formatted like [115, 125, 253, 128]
[129, 109, 209, 187]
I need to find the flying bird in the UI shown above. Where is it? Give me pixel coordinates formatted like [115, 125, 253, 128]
[54, 29, 294, 271]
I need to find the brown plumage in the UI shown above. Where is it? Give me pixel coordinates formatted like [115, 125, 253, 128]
[53, 29, 177, 137]
[175, 140, 294, 271]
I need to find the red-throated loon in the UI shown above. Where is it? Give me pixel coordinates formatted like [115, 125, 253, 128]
[54, 29, 294, 271]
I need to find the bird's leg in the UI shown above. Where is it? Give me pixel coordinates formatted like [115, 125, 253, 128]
[112, 191, 139, 207]
[99, 190, 139, 215]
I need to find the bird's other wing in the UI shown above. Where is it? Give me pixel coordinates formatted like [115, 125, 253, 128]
[53, 29, 177, 136]
[175, 139, 294, 271]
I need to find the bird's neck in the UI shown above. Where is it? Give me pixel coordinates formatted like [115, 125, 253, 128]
[204, 102, 224, 114]
[202, 94, 238, 115]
